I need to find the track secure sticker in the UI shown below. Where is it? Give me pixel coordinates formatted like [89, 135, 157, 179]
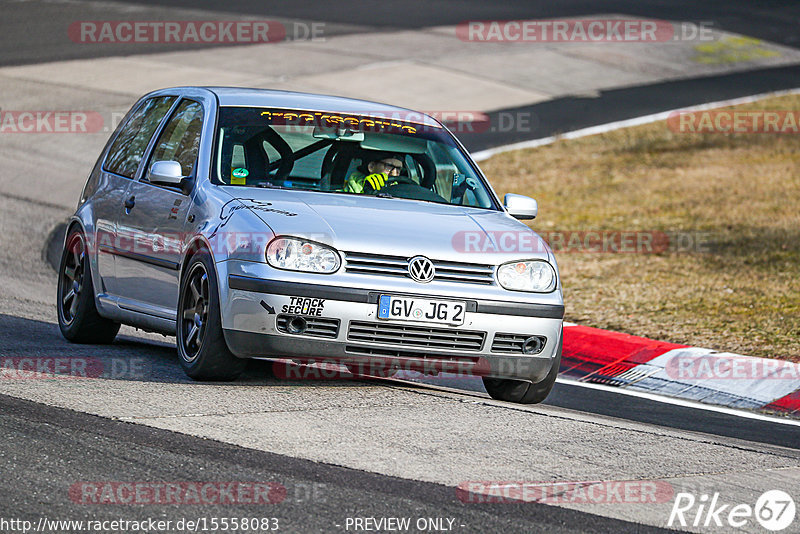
[231, 167, 249, 185]
[282, 297, 325, 316]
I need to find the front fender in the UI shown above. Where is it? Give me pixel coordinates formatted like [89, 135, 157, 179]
[180, 200, 276, 317]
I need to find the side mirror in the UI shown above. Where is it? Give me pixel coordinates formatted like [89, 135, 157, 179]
[148, 160, 184, 186]
[504, 193, 538, 220]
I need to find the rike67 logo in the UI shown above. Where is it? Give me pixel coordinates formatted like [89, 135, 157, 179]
[668, 490, 795, 531]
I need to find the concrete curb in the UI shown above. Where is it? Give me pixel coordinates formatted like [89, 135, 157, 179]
[562, 324, 800, 418]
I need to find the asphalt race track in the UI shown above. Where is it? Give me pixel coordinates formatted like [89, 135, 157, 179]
[1, 392, 677, 534]
[1, 306, 798, 532]
[1, 1, 799, 533]
[3, 0, 800, 66]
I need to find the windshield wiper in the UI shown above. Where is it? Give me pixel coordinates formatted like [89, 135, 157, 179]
[375, 192, 394, 199]
[256, 182, 288, 189]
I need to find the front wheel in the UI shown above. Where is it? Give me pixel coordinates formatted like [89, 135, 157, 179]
[482, 330, 562, 404]
[57, 228, 119, 344]
[177, 252, 246, 381]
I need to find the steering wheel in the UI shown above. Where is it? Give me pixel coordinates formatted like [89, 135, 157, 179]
[385, 175, 419, 187]
[363, 174, 416, 193]
[377, 175, 447, 203]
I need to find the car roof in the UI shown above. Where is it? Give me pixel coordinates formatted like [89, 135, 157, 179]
[189, 86, 441, 127]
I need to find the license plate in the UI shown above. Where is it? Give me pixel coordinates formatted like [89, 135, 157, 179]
[377, 295, 466, 325]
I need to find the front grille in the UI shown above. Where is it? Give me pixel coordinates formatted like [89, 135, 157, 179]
[344, 252, 494, 285]
[276, 315, 340, 338]
[348, 321, 486, 351]
[491, 333, 547, 354]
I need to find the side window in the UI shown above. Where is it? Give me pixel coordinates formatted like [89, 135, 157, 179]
[146, 100, 204, 180]
[104, 96, 176, 179]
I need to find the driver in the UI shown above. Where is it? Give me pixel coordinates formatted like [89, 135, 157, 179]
[344, 152, 404, 194]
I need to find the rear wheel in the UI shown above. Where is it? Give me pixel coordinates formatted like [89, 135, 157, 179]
[57, 228, 119, 343]
[482, 330, 562, 404]
[177, 252, 246, 381]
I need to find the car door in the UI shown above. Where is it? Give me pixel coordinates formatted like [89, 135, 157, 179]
[114, 99, 204, 316]
[95, 95, 177, 297]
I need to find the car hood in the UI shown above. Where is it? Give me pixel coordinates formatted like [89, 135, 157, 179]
[225, 189, 551, 264]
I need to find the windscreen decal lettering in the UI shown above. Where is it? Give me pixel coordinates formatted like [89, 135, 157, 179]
[260, 110, 439, 134]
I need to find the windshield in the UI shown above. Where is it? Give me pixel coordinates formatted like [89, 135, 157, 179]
[212, 106, 499, 209]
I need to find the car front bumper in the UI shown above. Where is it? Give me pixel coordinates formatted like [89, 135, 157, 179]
[218, 262, 564, 383]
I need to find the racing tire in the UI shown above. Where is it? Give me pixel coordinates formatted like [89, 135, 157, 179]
[482, 329, 562, 404]
[57, 228, 120, 344]
[177, 251, 246, 381]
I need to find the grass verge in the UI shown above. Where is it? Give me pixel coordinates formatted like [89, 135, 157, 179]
[482, 94, 800, 361]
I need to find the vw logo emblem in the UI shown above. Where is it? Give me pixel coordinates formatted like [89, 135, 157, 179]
[408, 256, 435, 283]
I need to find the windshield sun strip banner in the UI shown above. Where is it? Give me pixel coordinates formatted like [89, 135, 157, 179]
[226, 107, 444, 134]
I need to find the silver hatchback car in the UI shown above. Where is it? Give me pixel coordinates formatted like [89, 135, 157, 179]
[57, 87, 564, 404]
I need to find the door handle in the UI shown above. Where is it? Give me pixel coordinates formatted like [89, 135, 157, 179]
[124, 195, 136, 210]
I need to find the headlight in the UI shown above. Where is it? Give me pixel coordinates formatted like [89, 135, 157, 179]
[266, 237, 341, 274]
[497, 260, 556, 292]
